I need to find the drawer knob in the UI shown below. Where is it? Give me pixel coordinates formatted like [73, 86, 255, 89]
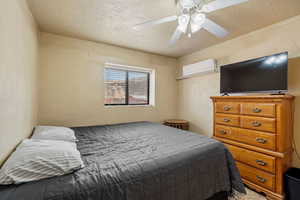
[219, 130, 227, 135]
[256, 160, 267, 166]
[256, 138, 267, 144]
[252, 121, 262, 127]
[256, 176, 267, 183]
[253, 108, 262, 113]
[223, 118, 231, 123]
[223, 106, 231, 111]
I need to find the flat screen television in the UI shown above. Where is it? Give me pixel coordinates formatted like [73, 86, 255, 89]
[220, 52, 288, 94]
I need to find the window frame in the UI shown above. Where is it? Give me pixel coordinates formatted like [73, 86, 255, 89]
[104, 64, 152, 106]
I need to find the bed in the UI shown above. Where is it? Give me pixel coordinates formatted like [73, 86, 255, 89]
[0, 122, 245, 200]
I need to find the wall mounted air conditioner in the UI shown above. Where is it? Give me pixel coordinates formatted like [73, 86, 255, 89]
[177, 59, 217, 80]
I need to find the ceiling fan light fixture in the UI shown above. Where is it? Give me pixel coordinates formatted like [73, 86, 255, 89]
[178, 14, 190, 33]
[178, 14, 190, 26]
[192, 13, 206, 24]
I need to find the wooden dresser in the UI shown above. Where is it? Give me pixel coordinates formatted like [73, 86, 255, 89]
[211, 95, 295, 200]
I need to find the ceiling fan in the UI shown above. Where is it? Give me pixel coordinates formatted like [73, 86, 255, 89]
[133, 0, 249, 45]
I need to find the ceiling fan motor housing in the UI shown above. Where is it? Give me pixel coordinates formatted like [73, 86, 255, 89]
[177, 0, 216, 10]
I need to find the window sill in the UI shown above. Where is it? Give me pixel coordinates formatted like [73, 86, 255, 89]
[104, 105, 154, 108]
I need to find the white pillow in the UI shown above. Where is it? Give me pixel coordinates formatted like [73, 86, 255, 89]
[32, 126, 77, 142]
[0, 139, 84, 185]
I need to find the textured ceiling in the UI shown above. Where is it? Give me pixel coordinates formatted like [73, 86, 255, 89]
[27, 0, 300, 57]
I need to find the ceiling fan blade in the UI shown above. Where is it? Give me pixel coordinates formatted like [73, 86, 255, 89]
[169, 26, 184, 46]
[202, 0, 248, 13]
[202, 18, 229, 38]
[134, 15, 178, 29]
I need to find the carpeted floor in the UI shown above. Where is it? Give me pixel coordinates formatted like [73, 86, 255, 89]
[240, 188, 266, 200]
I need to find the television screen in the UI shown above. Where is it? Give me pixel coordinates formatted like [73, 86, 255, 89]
[220, 52, 288, 94]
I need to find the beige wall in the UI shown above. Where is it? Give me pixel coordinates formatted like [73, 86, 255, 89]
[177, 15, 300, 167]
[38, 32, 178, 127]
[0, 0, 39, 165]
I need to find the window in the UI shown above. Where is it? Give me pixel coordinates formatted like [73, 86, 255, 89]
[104, 65, 152, 106]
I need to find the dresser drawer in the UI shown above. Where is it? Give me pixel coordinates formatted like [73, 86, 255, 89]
[215, 102, 240, 114]
[241, 103, 276, 118]
[236, 162, 275, 191]
[225, 144, 275, 173]
[240, 116, 276, 133]
[215, 114, 240, 127]
[215, 125, 276, 151]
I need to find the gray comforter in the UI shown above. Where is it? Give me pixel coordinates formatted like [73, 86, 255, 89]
[0, 122, 245, 200]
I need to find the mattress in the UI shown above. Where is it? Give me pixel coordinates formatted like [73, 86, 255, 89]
[0, 122, 245, 200]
